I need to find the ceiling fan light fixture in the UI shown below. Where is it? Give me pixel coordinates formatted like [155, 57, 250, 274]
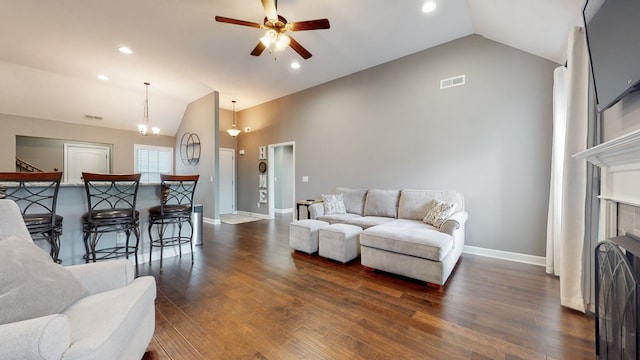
[261, 29, 278, 47]
[276, 34, 290, 50]
[260, 35, 271, 47]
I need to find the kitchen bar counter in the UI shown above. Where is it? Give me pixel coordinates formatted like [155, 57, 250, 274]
[30, 183, 192, 265]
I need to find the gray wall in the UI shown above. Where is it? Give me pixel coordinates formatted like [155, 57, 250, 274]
[173, 91, 240, 220]
[235, 34, 557, 256]
[274, 145, 294, 210]
[175, 93, 218, 218]
[0, 113, 174, 173]
[16, 136, 113, 173]
[601, 91, 640, 141]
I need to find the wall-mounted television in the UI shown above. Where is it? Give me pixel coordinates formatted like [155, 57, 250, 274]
[583, 0, 640, 112]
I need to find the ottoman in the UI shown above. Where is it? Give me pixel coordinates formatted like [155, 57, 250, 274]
[319, 223, 363, 263]
[289, 219, 330, 254]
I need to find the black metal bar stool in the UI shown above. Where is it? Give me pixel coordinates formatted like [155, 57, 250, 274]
[148, 174, 199, 269]
[0, 172, 63, 263]
[81, 172, 141, 266]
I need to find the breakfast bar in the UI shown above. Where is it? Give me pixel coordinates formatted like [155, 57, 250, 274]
[34, 183, 192, 265]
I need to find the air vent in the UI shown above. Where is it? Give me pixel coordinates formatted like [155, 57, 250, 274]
[83, 114, 103, 121]
[440, 75, 466, 89]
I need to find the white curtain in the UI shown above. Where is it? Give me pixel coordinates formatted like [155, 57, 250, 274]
[546, 26, 590, 312]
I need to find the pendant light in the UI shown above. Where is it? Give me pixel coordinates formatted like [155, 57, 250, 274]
[138, 82, 159, 135]
[227, 100, 241, 137]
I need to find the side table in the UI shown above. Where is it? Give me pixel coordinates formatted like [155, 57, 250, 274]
[296, 199, 322, 220]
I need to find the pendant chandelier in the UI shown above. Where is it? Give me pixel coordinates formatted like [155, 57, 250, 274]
[227, 100, 241, 137]
[138, 82, 159, 135]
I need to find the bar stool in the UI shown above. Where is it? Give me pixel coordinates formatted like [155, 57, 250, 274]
[81, 172, 141, 266]
[148, 174, 199, 268]
[0, 172, 63, 263]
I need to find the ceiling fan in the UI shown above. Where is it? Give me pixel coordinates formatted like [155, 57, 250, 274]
[215, 0, 330, 59]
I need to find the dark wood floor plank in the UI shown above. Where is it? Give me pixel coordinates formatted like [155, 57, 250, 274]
[138, 215, 595, 359]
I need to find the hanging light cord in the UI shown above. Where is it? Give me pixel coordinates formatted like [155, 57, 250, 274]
[144, 82, 150, 127]
[232, 100, 236, 128]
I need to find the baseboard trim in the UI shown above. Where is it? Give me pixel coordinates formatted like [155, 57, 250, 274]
[275, 208, 294, 214]
[463, 245, 545, 267]
[204, 217, 220, 225]
[236, 211, 270, 220]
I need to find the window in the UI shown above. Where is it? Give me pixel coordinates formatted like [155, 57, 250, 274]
[134, 144, 173, 183]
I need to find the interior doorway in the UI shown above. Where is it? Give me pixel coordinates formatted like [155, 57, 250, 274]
[268, 142, 295, 220]
[219, 148, 236, 215]
[63, 143, 110, 183]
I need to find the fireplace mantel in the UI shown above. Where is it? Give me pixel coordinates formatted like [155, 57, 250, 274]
[574, 128, 640, 238]
[574, 128, 640, 172]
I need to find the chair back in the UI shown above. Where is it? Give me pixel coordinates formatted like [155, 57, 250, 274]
[82, 173, 141, 222]
[160, 174, 199, 215]
[0, 172, 62, 225]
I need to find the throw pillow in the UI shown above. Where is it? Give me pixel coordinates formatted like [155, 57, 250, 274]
[334, 187, 368, 215]
[423, 199, 456, 228]
[0, 237, 87, 325]
[322, 194, 346, 215]
[363, 189, 400, 218]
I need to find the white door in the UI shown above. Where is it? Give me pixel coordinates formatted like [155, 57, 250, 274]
[219, 148, 235, 214]
[63, 143, 110, 183]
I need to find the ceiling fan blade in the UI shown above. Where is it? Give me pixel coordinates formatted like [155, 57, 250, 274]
[250, 42, 267, 56]
[261, 0, 278, 22]
[289, 19, 330, 31]
[215, 16, 262, 28]
[288, 36, 312, 59]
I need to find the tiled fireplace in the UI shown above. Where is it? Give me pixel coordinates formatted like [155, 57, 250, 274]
[618, 203, 640, 238]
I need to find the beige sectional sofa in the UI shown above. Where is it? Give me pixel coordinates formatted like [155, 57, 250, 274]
[309, 188, 468, 286]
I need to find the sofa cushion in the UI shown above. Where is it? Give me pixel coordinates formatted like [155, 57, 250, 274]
[0, 237, 87, 325]
[423, 199, 456, 228]
[363, 189, 400, 218]
[334, 187, 368, 215]
[397, 190, 436, 220]
[317, 213, 362, 224]
[62, 276, 156, 359]
[347, 216, 395, 230]
[398, 190, 465, 220]
[360, 220, 453, 262]
[321, 194, 346, 215]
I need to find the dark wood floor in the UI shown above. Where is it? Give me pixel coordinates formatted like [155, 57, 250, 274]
[138, 214, 594, 360]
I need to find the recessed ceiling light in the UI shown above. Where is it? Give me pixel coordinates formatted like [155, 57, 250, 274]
[118, 46, 133, 54]
[422, 1, 437, 13]
[290, 61, 300, 69]
[97, 74, 109, 81]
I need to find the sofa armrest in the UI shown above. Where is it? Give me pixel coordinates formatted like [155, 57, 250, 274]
[440, 211, 469, 235]
[308, 203, 324, 219]
[65, 259, 135, 295]
[0, 199, 33, 242]
[0, 314, 70, 360]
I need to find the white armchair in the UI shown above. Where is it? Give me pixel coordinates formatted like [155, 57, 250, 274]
[0, 199, 156, 360]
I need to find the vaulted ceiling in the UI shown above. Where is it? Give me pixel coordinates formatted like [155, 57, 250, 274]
[0, 0, 585, 135]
